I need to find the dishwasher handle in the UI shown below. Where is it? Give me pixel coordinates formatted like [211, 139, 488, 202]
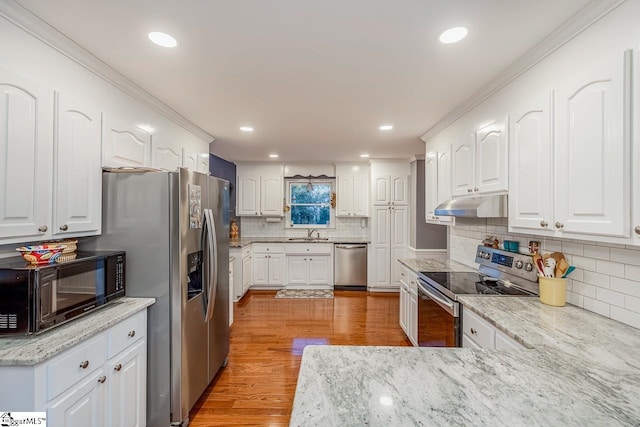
[335, 245, 367, 249]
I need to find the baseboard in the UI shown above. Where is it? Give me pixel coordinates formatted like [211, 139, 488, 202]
[367, 287, 400, 293]
[407, 247, 448, 259]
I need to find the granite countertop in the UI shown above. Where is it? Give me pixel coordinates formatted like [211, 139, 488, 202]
[291, 297, 640, 426]
[398, 257, 476, 273]
[230, 237, 370, 248]
[0, 297, 155, 366]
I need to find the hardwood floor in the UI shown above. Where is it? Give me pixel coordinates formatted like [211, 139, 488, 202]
[189, 290, 410, 426]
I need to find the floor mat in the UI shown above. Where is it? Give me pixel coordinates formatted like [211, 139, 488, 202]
[275, 289, 334, 299]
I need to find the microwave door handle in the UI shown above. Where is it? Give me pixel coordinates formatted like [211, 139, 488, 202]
[205, 209, 217, 322]
[418, 281, 456, 316]
[200, 210, 210, 317]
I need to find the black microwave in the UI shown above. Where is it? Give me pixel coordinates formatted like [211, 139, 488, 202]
[0, 251, 125, 336]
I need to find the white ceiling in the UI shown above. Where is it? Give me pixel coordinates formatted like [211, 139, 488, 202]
[17, 0, 591, 163]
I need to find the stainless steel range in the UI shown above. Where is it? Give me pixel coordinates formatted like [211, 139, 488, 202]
[416, 245, 539, 347]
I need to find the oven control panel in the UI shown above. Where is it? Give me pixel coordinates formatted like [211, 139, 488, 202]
[475, 246, 537, 282]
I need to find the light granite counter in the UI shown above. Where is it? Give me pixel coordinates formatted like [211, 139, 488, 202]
[0, 297, 155, 366]
[398, 258, 476, 274]
[291, 297, 640, 426]
[230, 237, 370, 248]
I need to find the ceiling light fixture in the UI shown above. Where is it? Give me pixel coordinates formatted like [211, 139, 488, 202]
[439, 27, 468, 44]
[360, 154, 370, 158]
[379, 125, 393, 131]
[148, 32, 177, 48]
[240, 126, 254, 132]
[269, 154, 279, 158]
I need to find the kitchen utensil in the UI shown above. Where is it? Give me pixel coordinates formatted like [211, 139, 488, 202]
[528, 240, 540, 254]
[550, 252, 565, 264]
[556, 258, 570, 278]
[544, 258, 556, 278]
[532, 253, 546, 276]
[562, 266, 576, 278]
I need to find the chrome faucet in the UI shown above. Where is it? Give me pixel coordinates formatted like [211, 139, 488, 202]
[307, 228, 318, 239]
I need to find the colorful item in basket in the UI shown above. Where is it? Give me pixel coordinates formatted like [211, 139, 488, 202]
[16, 245, 66, 265]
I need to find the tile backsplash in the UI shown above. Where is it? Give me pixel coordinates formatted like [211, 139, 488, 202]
[241, 217, 369, 240]
[450, 218, 640, 330]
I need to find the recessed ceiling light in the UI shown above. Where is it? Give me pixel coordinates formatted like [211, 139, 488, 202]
[148, 32, 177, 48]
[360, 154, 370, 158]
[439, 27, 468, 44]
[269, 154, 279, 158]
[379, 125, 393, 131]
[240, 126, 254, 132]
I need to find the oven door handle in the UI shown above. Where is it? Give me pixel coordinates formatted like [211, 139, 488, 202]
[418, 280, 458, 317]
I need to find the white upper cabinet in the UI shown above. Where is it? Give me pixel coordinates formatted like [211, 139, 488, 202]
[197, 153, 210, 175]
[509, 92, 554, 234]
[182, 149, 197, 170]
[151, 135, 181, 172]
[0, 69, 53, 243]
[102, 115, 151, 168]
[236, 164, 284, 216]
[53, 92, 102, 236]
[425, 147, 454, 224]
[336, 163, 370, 217]
[372, 175, 408, 205]
[452, 118, 508, 197]
[554, 50, 631, 237]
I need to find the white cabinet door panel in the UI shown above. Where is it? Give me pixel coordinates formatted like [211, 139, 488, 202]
[372, 175, 391, 204]
[555, 50, 630, 237]
[452, 136, 475, 196]
[476, 117, 508, 194]
[151, 136, 181, 172]
[425, 152, 438, 219]
[102, 115, 151, 168]
[48, 369, 107, 427]
[107, 340, 146, 427]
[308, 256, 330, 285]
[336, 175, 353, 216]
[182, 149, 197, 170]
[197, 154, 210, 175]
[0, 70, 53, 241]
[352, 176, 369, 216]
[54, 92, 102, 236]
[391, 176, 408, 205]
[261, 176, 282, 216]
[237, 176, 259, 216]
[286, 256, 307, 285]
[509, 92, 554, 234]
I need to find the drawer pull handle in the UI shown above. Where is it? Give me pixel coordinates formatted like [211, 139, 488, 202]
[470, 328, 477, 335]
[114, 364, 122, 372]
[128, 330, 136, 338]
[98, 375, 106, 384]
[79, 360, 89, 369]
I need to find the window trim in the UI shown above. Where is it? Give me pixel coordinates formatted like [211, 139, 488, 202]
[286, 179, 335, 228]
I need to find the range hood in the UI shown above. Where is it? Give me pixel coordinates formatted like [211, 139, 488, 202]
[434, 195, 507, 218]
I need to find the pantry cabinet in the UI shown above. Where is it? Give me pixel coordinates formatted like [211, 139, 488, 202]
[370, 205, 408, 288]
[452, 117, 508, 197]
[372, 175, 408, 205]
[424, 148, 453, 224]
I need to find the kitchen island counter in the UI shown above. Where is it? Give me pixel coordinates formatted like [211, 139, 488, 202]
[291, 297, 640, 426]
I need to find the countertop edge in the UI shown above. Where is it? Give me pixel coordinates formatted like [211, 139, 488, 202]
[0, 297, 155, 366]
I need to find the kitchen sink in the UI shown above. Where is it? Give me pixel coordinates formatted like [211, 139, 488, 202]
[287, 237, 330, 241]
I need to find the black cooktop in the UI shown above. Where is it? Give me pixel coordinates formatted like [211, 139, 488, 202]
[420, 271, 536, 297]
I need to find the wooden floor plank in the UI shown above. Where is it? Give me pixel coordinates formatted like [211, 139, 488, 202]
[189, 289, 409, 426]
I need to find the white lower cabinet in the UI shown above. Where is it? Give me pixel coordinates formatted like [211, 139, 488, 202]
[2, 310, 147, 426]
[252, 244, 284, 287]
[285, 244, 332, 288]
[462, 308, 525, 350]
[398, 265, 418, 346]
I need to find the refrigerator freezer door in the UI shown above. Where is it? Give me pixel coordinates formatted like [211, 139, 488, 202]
[178, 168, 211, 417]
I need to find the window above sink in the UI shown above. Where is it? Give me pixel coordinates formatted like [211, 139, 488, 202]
[287, 180, 335, 228]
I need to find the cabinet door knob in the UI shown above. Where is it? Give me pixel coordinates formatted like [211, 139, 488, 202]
[98, 375, 107, 384]
[79, 360, 89, 369]
[38, 225, 48, 232]
[555, 222, 564, 229]
[470, 328, 477, 335]
[59, 224, 68, 231]
[635, 226, 640, 235]
[540, 220, 548, 228]
[467, 188, 472, 193]
[128, 330, 136, 338]
[114, 364, 122, 372]
[474, 188, 479, 192]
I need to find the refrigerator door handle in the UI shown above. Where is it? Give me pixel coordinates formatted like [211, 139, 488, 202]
[205, 208, 218, 322]
[200, 208, 210, 316]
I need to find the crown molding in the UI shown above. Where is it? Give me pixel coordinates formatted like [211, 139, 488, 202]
[0, 1, 215, 143]
[420, 0, 627, 142]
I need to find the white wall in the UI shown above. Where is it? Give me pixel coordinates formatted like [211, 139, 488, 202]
[427, 1, 640, 329]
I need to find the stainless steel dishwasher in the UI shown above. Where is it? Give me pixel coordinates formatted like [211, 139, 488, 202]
[334, 244, 367, 290]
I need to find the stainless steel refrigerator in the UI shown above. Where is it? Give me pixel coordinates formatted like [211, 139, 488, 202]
[85, 168, 229, 427]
